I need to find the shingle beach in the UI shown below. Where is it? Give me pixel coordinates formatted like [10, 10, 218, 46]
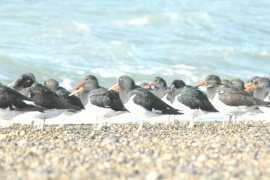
[1, 121, 270, 179]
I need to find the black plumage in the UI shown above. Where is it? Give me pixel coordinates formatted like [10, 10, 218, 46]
[71, 79, 126, 112]
[0, 83, 44, 112]
[148, 77, 170, 99]
[114, 75, 180, 115]
[168, 79, 218, 112]
[29, 83, 81, 111]
[44, 79, 85, 109]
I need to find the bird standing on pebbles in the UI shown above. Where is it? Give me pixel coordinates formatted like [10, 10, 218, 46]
[168, 79, 218, 128]
[109, 75, 182, 132]
[196, 75, 269, 128]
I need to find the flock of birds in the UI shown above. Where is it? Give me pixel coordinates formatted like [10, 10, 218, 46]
[0, 73, 270, 132]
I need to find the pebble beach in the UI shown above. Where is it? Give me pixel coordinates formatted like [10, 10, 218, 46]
[1, 121, 270, 179]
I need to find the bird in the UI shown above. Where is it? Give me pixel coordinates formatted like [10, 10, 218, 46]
[70, 79, 127, 129]
[244, 76, 260, 96]
[44, 79, 85, 110]
[221, 79, 230, 86]
[72, 75, 107, 101]
[24, 82, 82, 131]
[167, 79, 218, 128]
[72, 75, 106, 91]
[109, 75, 182, 132]
[8, 73, 37, 96]
[0, 83, 46, 128]
[145, 77, 172, 105]
[246, 77, 270, 114]
[230, 79, 245, 90]
[195, 75, 269, 128]
[139, 82, 153, 90]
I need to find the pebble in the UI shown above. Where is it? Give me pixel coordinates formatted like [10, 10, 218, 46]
[0, 122, 270, 179]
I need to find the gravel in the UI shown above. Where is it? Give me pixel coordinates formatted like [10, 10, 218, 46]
[1, 121, 270, 179]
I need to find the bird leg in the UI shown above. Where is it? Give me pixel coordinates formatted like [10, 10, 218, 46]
[93, 116, 98, 129]
[165, 115, 171, 125]
[188, 116, 194, 128]
[107, 118, 112, 127]
[96, 118, 104, 130]
[222, 114, 228, 126]
[232, 115, 237, 128]
[226, 115, 232, 129]
[137, 119, 144, 133]
[29, 120, 35, 132]
[40, 119, 46, 132]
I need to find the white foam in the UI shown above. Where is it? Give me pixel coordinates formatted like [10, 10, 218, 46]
[116, 17, 149, 26]
[110, 41, 123, 46]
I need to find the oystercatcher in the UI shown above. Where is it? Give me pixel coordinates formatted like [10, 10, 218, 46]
[44, 79, 84, 110]
[70, 79, 126, 129]
[196, 75, 269, 128]
[168, 79, 218, 128]
[109, 75, 182, 132]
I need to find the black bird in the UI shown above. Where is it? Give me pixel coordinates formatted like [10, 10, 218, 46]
[146, 77, 172, 105]
[72, 75, 107, 101]
[221, 79, 230, 86]
[73, 75, 106, 90]
[139, 82, 153, 90]
[8, 73, 37, 96]
[196, 75, 269, 128]
[109, 75, 182, 131]
[230, 79, 245, 90]
[70, 79, 126, 129]
[0, 83, 45, 128]
[168, 79, 218, 128]
[44, 79, 84, 110]
[246, 77, 270, 114]
[29, 82, 81, 110]
[244, 76, 260, 96]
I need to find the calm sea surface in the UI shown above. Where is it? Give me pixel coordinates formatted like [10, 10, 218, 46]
[1, 0, 270, 89]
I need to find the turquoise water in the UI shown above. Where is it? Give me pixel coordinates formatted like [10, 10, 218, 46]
[1, 0, 270, 89]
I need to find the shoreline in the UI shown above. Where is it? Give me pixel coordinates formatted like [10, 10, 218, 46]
[1, 121, 270, 179]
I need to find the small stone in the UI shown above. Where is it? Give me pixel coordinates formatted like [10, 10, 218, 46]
[162, 153, 173, 160]
[17, 139, 27, 145]
[145, 172, 163, 180]
[104, 136, 120, 143]
[197, 155, 207, 162]
[0, 134, 7, 140]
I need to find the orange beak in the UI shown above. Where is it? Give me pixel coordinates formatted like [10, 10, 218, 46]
[195, 81, 206, 87]
[144, 82, 154, 89]
[244, 83, 252, 88]
[108, 83, 120, 91]
[7, 81, 16, 87]
[72, 81, 84, 91]
[69, 87, 84, 96]
[245, 85, 255, 92]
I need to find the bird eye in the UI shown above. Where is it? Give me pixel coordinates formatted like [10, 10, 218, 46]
[231, 81, 234, 84]
[27, 80, 31, 82]
[45, 81, 48, 84]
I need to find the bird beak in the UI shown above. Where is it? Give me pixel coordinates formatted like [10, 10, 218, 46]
[69, 87, 84, 96]
[144, 82, 154, 89]
[245, 85, 255, 92]
[244, 83, 252, 88]
[72, 82, 84, 91]
[195, 81, 206, 87]
[108, 83, 120, 91]
[7, 81, 16, 87]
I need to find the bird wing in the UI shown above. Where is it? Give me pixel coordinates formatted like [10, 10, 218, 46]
[178, 87, 218, 112]
[132, 88, 181, 115]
